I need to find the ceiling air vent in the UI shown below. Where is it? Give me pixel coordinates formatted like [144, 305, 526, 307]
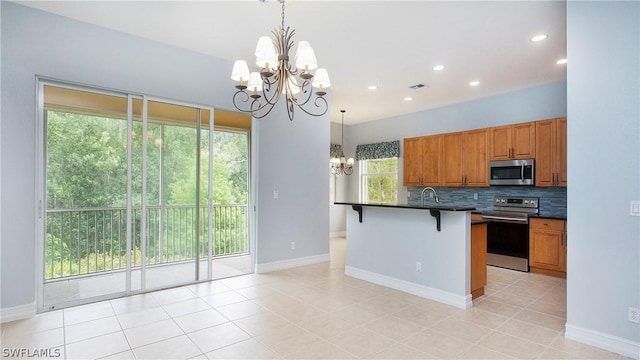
[409, 83, 428, 90]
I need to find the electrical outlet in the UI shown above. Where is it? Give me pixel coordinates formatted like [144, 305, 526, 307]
[630, 201, 640, 216]
[629, 307, 640, 323]
[474, 193, 478, 200]
[416, 261, 422, 272]
[273, 190, 279, 199]
[290, 241, 296, 250]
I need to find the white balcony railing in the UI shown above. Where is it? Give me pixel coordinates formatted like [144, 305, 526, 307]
[45, 204, 248, 280]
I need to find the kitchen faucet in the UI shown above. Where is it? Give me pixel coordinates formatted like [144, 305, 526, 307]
[421, 187, 440, 206]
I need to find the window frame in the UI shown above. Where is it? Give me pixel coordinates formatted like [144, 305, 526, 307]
[358, 157, 398, 204]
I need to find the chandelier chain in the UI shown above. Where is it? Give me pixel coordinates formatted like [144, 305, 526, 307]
[280, 0, 285, 30]
[341, 110, 345, 156]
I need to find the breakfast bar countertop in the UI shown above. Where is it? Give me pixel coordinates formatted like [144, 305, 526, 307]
[333, 201, 476, 212]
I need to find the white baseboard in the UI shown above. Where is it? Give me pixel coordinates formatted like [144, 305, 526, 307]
[330, 231, 346, 238]
[254, 253, 330, 274]
[0, 301, 37, 323]
[345, 266, 472, 309]
[565, 323, 640, 359]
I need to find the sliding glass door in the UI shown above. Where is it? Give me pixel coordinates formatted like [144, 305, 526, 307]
[41, 86, 132, 308]
[37, 81, 244, 311]
[140, 99, 213, 290]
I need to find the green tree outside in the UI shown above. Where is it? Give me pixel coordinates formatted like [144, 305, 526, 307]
[364, 158, 398, 204]
[45, 111, 249, 279]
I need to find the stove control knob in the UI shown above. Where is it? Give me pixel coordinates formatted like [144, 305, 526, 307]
[524, 200, 529, 204]
[495, 199, 500, 203]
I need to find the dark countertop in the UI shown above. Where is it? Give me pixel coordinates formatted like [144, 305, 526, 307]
[473, 210, 567, 221]
[471, 219, 490, 225]
[333, 202, 475, 212]
[530, 214, 567, 221]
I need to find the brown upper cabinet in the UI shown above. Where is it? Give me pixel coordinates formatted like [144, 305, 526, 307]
[535, 118, 567, 187]
[403, 135, 443, 187]
[402, 117, 566, 188]
[443, 129, 490, 187]
[490, 122, 536, 160]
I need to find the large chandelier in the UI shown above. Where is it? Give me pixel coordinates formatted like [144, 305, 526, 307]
[330, 110, 354, 175]
[230, 0, 330, 121]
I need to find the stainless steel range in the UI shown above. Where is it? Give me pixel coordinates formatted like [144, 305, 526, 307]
[482, 196, 539, 272]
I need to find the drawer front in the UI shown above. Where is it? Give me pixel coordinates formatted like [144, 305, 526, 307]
[530, 218, 565, 231]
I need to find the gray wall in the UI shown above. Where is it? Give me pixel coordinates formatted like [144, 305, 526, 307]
[255, 102, 329, 264]
[1, 2, 329, 310]
[566, 0, 640, 348]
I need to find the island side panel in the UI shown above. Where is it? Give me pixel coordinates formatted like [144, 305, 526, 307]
[344, 206, 472, 309]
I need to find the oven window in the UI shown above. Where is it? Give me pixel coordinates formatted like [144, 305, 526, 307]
[487, 222, 529, 259]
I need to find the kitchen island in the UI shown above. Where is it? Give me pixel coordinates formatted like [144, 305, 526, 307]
[334, 202, 480, 309]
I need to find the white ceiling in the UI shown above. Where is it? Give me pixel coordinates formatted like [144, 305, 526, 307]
[18, 0, 567, 125]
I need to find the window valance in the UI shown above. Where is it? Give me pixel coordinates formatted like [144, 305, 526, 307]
[330, 144, 342, 158]
[355, 140, 400, 161]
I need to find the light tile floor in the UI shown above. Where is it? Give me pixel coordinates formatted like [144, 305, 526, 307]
[1, 238, 629, 359]
[44, 255, 252, 307]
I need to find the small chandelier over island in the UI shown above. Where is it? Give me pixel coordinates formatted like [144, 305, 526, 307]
[230, 0, 330, 121]
[331, 110, 354, 175]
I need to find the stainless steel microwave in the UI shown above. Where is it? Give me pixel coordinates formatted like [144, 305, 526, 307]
[489, 159, 535, 186]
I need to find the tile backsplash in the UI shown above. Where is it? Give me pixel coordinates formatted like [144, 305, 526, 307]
[407, 186, 567, 218]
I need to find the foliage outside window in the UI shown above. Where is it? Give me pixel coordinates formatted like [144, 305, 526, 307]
[359, 157, 398, 204]
[44, 107, 249, 279]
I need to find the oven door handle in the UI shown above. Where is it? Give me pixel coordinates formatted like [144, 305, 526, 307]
[482, 215, 529, 224]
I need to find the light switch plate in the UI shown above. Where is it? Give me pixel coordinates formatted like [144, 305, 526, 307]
[630, 200, 640, 216]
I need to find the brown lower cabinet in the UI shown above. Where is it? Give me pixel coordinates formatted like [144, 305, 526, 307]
[529, 218, 567, 278]
[471, 220, 487, 299]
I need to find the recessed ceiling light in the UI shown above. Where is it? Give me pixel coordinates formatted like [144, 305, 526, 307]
[469, 81, 480, 87]
[556, 58, 568, 65]
[433, 65, 445, 71]
[404, 97, 413, 101]
[530, 34, 549, 42]
[368, 85, 378, 90]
